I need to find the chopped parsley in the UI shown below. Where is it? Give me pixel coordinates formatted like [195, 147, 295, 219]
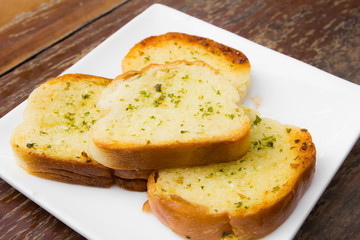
[26, 143, 36, 148]
[82, 94, 90, 100]
[234, 201, 243, 208]
[154, 84, 162, 92]
[253, 115, 262, 125]
[226, 114, 235, 119]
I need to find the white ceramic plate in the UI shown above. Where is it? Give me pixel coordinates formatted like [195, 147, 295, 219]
[1, 4, 360, 240]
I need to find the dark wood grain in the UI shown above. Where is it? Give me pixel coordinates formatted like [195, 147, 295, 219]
[0, 0, 128, 75]
[0, 0, 359, 239]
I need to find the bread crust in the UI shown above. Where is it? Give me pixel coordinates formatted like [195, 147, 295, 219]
[47, 73, 111, 86]
[89, 125, 250, 170]
[147, 126, 316, 240]
[113, 169, 152, 179]
[114, 176, 148, 192]
[122, 32, 251, 102]
[123, 32, 249, 67]
[11, 126, 114, 188]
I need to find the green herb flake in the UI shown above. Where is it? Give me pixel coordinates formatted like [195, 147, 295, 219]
[140, 90, 150, 98]
[64, 82, 71, 90]
[154, 100, 162, 107]
[216, 90, 221, 95]
[286, 128, 292, 133]
[84, 112, 90, 116]
[180, 130, 189, 134]
[154, 84, 162, 92]
[272, 186, 280, 192]
[82, 94, 90, 100]
[253, 115, 262, 125]
[64, 112, 75, 121]
[126, 104, 137, 111]
[182, 74, 189, 80]
[226, 114, 235, 120]
[174, 100, 181, 107]
[234, 201, 243, 208]
[301, 128, 308, 132]
[26, 143, 36, 148]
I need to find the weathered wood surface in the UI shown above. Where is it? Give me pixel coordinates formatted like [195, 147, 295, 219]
[0, 0, 359, 239]
[0, 0, 128, 75]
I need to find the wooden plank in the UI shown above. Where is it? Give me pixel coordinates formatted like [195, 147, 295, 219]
[0, 0, 129, 75]
[0, 0, 54, 28]
[0, 0, 359, 239]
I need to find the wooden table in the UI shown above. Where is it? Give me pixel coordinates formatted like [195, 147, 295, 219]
[1, 0, 359, 239]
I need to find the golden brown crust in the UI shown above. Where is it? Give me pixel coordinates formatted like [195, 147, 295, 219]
[11, 138, 114, 187]
[148, 173, 233, 240]
[122, 32, 250, 70]
[48, 73, 112, 86]
[90, 125, 250, 170]
[147, 128, 316, 240]
[113, 169, 152, 179]
[114, 176, 148, 192]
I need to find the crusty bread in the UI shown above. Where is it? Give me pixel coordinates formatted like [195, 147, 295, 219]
[114, 176, 148, 192]
[112, 169, 152, 192]
[147, 107, 316, 240]
[122, 32, 251, 102]
[88, 60, 250, 170]
[113, 169, 153, 179]
[11, 74, 114, 187]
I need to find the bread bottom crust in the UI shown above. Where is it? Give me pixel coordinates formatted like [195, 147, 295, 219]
[114, 176, 148, 192]
[113, 169, 152, 180]
[12, 145, 114, 188]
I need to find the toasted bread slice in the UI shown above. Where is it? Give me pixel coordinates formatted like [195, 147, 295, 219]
[11, 74, 114, 187]
[88, 60, 250, 170]
[122, 32, 251, 102]
[147, 108, 316, 240]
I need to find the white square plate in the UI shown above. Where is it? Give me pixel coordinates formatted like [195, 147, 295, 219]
[1, 4, 360, 240]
